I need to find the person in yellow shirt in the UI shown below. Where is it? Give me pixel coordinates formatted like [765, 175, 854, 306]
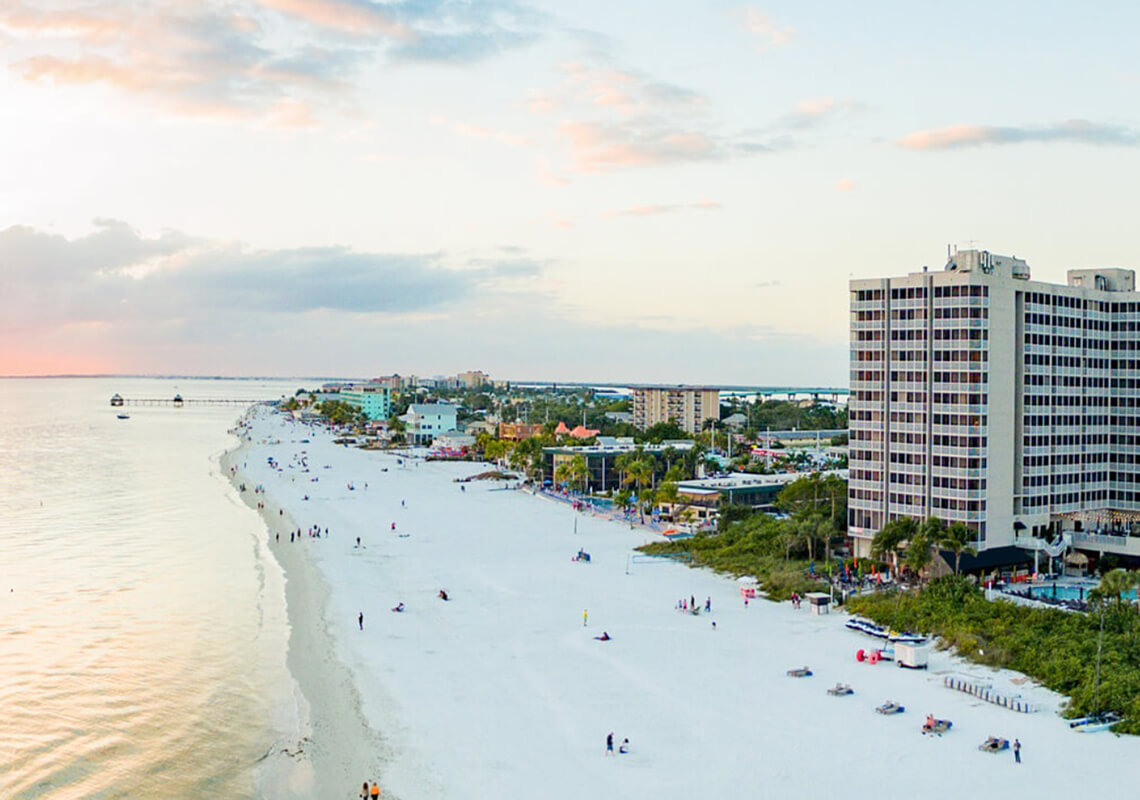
[371, 781, 380, 798]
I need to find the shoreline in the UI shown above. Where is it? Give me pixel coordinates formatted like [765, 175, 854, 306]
[222, 414, 386, 798]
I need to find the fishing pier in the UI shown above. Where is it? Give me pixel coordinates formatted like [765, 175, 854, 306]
[109, 393, 266, 408]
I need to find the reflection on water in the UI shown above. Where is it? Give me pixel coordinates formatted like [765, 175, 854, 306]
[0, 378, 297, 798]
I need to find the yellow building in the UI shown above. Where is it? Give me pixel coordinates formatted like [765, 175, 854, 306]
[631, 386, 720, 434]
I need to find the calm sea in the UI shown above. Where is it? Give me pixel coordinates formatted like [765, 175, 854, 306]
[0, 377, 302, 798]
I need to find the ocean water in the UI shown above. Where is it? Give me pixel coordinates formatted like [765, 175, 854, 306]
[0, 377, 301, 798]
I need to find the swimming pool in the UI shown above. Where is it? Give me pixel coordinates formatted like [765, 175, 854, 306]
[1027, 583, 1137, 602]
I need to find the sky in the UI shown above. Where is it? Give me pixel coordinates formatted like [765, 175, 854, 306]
[2, 0, 1140, 384]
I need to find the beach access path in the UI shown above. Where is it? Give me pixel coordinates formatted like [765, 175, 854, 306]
[238, 407, 1136, 799]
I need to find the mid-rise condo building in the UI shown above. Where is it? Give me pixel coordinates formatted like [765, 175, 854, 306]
[632, 387, 720, 434]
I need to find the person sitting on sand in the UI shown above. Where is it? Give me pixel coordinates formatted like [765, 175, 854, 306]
[392, 602, 405, 612]
[619, 738, 629, 754]
[594, 632, 611, 641]
[439, 590, 449, 601]
[925, 713, 935, 730]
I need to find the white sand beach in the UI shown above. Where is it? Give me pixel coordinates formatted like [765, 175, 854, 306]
[232, 406, 1135, 799]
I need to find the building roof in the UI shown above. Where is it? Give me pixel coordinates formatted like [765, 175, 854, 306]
[408, 403, 457, 415]
[677, 469, 847, 493]
[938, 546, 1033, 573]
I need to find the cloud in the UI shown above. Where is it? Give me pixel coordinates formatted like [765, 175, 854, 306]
[835, 178, 855, 192]
[735, 8, 795, 49]
[3, 0, 546, 123]
[255, 0, 410, 38]
[539, 55, 774, 173]
[560, 121, 721, 172]
[435, 116, 533, 147]
[897, 120, 1140, 150]
[604, 201, 723, 217]
[0, 220, 543, 333]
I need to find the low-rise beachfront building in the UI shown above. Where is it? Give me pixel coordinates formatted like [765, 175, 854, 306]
[632, 386, 720, 434]
[542, 440, 694, 492]
[340, 384, 392, 421]
[404, 403, 458, 446]
[431, 430, 476, 455]
[499, 422, 545, 440]
[675, 470, 849, 512]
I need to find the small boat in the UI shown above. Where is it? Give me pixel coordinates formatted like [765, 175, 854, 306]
[1071, 712, 1121, 732]
[845, 616, 889, 639]
[827, 683, 854, 696]
[979, 736, 1009, 753]
[116, 413, 130, 420]
[888, 631, 928, 645]
[876, 701, 905, 715]
[786, 666, 812, 678]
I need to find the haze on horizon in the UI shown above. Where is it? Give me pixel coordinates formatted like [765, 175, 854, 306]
[2, 0, 1139, 383]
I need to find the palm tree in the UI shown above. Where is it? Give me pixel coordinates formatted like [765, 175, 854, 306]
[613, 488, 633, 515]
[627, 458, 654, 522]
[871, 517, 918, 579]
[1093, 568, 1137, 610]
[904, 530, 933, 582]
[938, 521, 977, 575]
[556, 454, 590, 493]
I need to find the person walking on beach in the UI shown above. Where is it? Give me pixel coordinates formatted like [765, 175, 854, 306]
[606, 732, 614, 755]
[705, 596, 711, 612]
[1013, 739, 1021, 763]
[371, 781, 380, 798]
[358, 612, 364, 631]
[583, 609, 588, 627]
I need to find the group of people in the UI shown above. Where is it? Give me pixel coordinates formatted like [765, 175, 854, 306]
[360, 780, 380, 798]
[675, 595, 712, 613]
[605, 732, 630, 755]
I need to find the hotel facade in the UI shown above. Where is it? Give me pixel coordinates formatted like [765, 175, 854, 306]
[848, 248, 1140, 560]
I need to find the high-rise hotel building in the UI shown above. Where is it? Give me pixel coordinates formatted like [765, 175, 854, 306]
[848, 248, 1140, 558]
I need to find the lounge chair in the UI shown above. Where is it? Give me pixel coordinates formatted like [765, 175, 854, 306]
[786, 666, 812, 677]
[827, 683, 853, 696]
[979, 736, 1009, 753]
[922, 719, 952, 735]
[875, 701, 905, 715]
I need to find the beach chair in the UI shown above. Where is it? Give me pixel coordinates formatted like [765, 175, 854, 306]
[786, 667, 812, 678]
[875, 701, 904, 715]
[978, 737, 1009, 753]
[922, 719, 952, 736]
[827, 683, 854, 696]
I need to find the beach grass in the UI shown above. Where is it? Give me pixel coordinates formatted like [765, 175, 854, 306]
[636, 536, 819, 601]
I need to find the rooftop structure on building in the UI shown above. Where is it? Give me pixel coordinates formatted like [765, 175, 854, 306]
[849, 246, 1140, 564]
[631, 386, 720, 434]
